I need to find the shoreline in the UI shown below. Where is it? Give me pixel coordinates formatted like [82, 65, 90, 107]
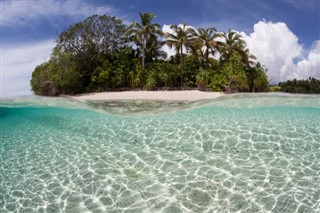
[68, 90, 225, 101]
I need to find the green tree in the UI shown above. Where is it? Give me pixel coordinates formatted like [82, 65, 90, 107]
[144, 71, 157, 90]
[30, 62, 54, 95]
[55, 14, 128, 86]
[182, 55, 201, 87]
[30, 48, 83, 95]
[145, 39, 167, 62]
[165, 23, 196, 86]
[246, 63, 269, 92]
[279, 77, 320, 94]
[222, 53, 249, 93]
[128, 60, 144, 88]
[209, 71, 228, 92]
[196, 67, 209, 91]
[90, 58, 112, 91]
[194, 27, 221, 71]
[49, 48, 83, 94]
[127, 12, 163, 73]
[219, 30, 255, 66]
[56, 15, 128, 56]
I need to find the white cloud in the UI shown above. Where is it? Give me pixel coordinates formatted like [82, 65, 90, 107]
[296, 41, 320, 79]
[241, 20, 320, 84]
[1, 0, 116, 27]
[1, 40, 54, 98]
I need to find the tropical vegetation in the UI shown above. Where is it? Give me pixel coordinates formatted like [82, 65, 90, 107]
[31, 13, 271, 96]
[278, 78, 320, 94]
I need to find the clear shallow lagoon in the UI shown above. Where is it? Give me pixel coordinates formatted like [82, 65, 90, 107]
[1, 94, 320, 212]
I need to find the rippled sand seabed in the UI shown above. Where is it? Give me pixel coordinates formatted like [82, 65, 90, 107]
[1, 94, 320, 212]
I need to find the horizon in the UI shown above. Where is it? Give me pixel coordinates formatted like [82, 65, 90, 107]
[1, 0, 320, 97]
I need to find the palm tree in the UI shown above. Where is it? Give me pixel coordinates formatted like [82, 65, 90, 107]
[127, 12, 163, 73]
[165, 23, 196, 86]
[194, 27, 222, 71]
[145, 36, 167, 61]
[219, 29, 255, 66]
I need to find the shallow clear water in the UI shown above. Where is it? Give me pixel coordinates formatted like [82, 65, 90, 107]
[1, 94, 320, 212]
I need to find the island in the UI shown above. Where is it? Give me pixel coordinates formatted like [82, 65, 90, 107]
[31, 13, 271, 97]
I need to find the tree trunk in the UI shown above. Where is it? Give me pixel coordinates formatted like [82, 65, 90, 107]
[142, 38, 145, 73]
[206, 48, 209, 72]
[180, 46, 183, 88]
[227, 79, 232, 93]
[252, 81, 255, 92]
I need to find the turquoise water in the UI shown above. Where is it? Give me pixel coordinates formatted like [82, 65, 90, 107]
[1, 94, 320, 212]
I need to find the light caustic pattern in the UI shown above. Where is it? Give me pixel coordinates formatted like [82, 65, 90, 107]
[0, 95, 320, 212]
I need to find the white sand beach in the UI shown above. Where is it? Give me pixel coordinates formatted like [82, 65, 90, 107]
[70, 90, 224, 101]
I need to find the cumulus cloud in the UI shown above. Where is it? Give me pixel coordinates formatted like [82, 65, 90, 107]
[1, 40, 54, 98]
[241, 21, 319, 84]
[1, 0, 116, 27]
[295, 41, 320, 79]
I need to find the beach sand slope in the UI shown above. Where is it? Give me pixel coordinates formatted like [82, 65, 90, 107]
[69, 90, 224, 101]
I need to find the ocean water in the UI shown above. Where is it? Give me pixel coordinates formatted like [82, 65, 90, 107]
[1, 94, 320, 212]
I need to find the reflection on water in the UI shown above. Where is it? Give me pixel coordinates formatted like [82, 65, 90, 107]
[0, 94, 320, 212]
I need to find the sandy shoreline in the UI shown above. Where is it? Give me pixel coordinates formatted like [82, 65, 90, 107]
[69, 90, 224, 101]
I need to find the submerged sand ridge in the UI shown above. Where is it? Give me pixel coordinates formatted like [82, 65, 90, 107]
[69, 90, 224, 101]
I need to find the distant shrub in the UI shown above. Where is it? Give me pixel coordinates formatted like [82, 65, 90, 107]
[279, 78, 320, 94]
[270, 86, 282, 92]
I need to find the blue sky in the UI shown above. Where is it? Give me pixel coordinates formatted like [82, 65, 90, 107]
[1, 0, 320, 97]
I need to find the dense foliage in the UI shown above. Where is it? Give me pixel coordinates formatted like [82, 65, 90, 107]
[31, 13, 271, 96]
[278, 78, 320, 94]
